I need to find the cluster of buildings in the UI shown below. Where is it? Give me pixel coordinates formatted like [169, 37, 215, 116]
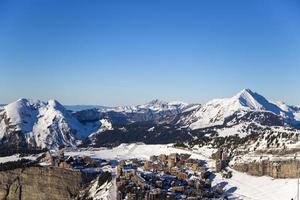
[39, 150, 101, 171]
[116, 153, 225, 200]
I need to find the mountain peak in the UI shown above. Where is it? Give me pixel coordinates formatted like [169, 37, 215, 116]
[146, 99, 167, 106]
[236, 88, 254, 97]
[233, 89, 267, 110]
[14, 98, 44, 106]
[5, 98, 45, 111]
[47, 99, 64, 110]
[16, 98, 31, 103]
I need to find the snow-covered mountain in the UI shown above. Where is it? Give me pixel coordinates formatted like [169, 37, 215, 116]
[1, 89, 299, 149]
[0, 98, 194, 149]
[0, 99, 86, 149]
[180, 89, 300, 131]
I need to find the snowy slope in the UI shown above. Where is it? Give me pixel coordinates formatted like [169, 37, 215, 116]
[213, 169, 298, 200]
[0, 153, 41, 164]
[88, 119, 113, 144]
[4, 99, 45, 133]
[65, 143, 205, 161]
[87, 177, 116, 200]
[181, 89, 300, 130]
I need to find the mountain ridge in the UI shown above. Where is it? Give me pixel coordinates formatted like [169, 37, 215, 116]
[1, 89, 299, 149]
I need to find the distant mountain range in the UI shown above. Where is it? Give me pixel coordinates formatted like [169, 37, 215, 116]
[64, 105, 111, 112]
[0, 89, 299, 150]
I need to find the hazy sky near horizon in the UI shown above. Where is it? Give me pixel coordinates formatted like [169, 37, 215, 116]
[0, 0, 300, 106]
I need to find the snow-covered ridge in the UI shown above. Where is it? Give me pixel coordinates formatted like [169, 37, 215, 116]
[0, 98, 86, 149]
[104, 99, 189, 113]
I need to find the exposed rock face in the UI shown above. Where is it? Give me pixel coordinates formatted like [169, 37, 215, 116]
[233, 160, 300, 178]
[0, 166, 92, 200]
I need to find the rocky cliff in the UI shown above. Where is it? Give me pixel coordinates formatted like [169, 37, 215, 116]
[0, 166, 93, 200]
[233, 160, 300, 178]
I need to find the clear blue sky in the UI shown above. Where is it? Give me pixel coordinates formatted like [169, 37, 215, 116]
[0, 0, 299, 106]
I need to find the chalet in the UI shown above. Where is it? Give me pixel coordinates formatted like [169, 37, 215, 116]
[144, 161, 154, 171]
[158, 154, 167, 163]
[177, 172, 188, 180]
[169, 186, 184, 193]
[58, 161, 71, 169]
[40, 151, 54, 165]
[119, 160, 126, 167]
[167, 158, 176, 168]
[116, 166, 123, 177]
[150, 155, 158, 162]
[169, 153, 179, 162]
[179, 153, 191, 161]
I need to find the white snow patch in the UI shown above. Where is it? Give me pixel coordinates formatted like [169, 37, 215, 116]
[0, 154, 40, 163]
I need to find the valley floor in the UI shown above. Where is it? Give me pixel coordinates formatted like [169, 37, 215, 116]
[64, 143, 299, 200]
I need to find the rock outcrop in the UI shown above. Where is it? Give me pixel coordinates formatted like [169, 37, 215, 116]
[233, 160, 300, 178]
[0, 166, 93, 200]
